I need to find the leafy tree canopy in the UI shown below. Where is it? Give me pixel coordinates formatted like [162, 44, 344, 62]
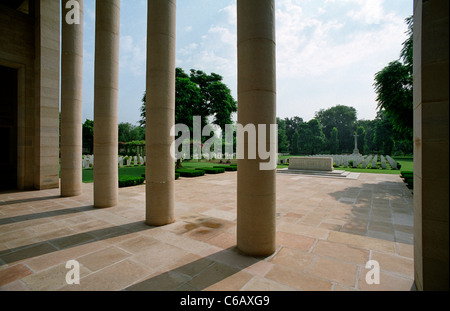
[374, 16, 413, 139]
[315, 105, 357, 152]
[140, 68, 237, 134]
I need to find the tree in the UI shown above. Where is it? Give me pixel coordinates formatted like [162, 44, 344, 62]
[329, 127, 339, 154]
[139, 68, 236, 167]
[175, 71, 204, 128]
[277, 118, 289, 153]
[307, 119, 326, 154]
[292, 130, 300, 155]
[278, 128, 289, 153]
[356, 119, 376, 154]
[82, 119, 94, 154]
[373, 111, 395, 155]
[138, 93, 146, 128]
[315, 105, 357, 153]
[374, 16, 413, 140]
[283, 116, 304, 152]
[174, 70, 204, 167]
[118, 122, 145, 143]
[297, 123, 310, 155]
[189, 70, 237, 135]
[297, 119, 326, 155]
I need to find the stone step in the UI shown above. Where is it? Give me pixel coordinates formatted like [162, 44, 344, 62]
[277, 169, 359, 180]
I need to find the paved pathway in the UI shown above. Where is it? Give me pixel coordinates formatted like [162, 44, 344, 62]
[0, 171, 414, 291]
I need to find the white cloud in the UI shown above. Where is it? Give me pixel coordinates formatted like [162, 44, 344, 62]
[276, 0, 407, 78]
[272, 0, 411, 121]
[347, 0, 385, 25]
[119, 35, 146, 76]
[177, 3, 237, 88]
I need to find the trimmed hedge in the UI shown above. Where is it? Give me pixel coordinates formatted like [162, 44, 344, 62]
[400, 171, 414, 189]
[214, 165, 237, 171]
[119, 175, 145, 188]
[142, 173, 181, 180]
[195, 167, 225, 174]
[401, 172, 414, 179]
[175, 169, 205, 178]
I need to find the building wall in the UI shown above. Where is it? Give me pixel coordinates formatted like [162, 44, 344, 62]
[413, 0, 449, 290]
[0, 0, 60, 190]
[0, 3, 36, 190]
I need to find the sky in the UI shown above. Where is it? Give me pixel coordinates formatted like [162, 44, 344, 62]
[79, 0, 414, 126]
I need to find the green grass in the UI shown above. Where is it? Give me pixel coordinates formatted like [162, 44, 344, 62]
[394, 157, 414, 172]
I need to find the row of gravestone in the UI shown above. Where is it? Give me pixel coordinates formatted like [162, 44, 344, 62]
[311, 154, 398, 169]
[82, 155, 146, 168]
[176, 152, 237, 160]
[277, 158, 289, 165]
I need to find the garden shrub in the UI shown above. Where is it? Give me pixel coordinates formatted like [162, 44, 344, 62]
[405, 178, 414, 189]
[195, 167, 225, 174]
[119, 175, 145, 188]
[214, 165, 237, 171]
[401, 171, 414, 178]
[400, 171, 414, 189]
[175, 169, 205, 177]
[142, 173, 181, 179]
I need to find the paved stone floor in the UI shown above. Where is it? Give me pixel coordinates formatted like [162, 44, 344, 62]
[0, 171, 414, 291]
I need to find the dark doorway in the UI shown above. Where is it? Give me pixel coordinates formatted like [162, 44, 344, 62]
[0, 66, 18, 190]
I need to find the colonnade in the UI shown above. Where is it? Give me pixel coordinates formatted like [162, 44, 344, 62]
[59, 0, 277, 256]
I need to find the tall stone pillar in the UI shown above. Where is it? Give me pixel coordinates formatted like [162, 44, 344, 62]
[93, 0, 120, 208]
[236, 0, 277, 256]
[145, 0, 176, 226]
[34, 0, 61, 190]
[61, 0, 83, 197]
[413, 0, 449, 290]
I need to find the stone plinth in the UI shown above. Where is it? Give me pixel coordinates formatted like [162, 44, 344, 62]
[289, 157, 334, 172]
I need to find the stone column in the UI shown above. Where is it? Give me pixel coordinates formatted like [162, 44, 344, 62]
[236, 0, 277, 256]
[34, 0, 61, 190]
[413, 0, 449, 290]
[145, 0, 176, 226]
[93, 0, 120, 208]
[61, 0, 83, 197]
[353, 133, 360, 155]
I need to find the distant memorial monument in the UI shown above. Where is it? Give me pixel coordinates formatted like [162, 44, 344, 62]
[352, 133, 361, 156]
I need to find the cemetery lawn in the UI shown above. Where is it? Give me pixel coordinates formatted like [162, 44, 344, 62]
[277, 156, 414, 175]
[81, 157, 414, 183]
[81, 161, 234, 183]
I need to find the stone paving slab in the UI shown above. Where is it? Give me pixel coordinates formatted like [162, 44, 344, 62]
[0, 171, 414, 291]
